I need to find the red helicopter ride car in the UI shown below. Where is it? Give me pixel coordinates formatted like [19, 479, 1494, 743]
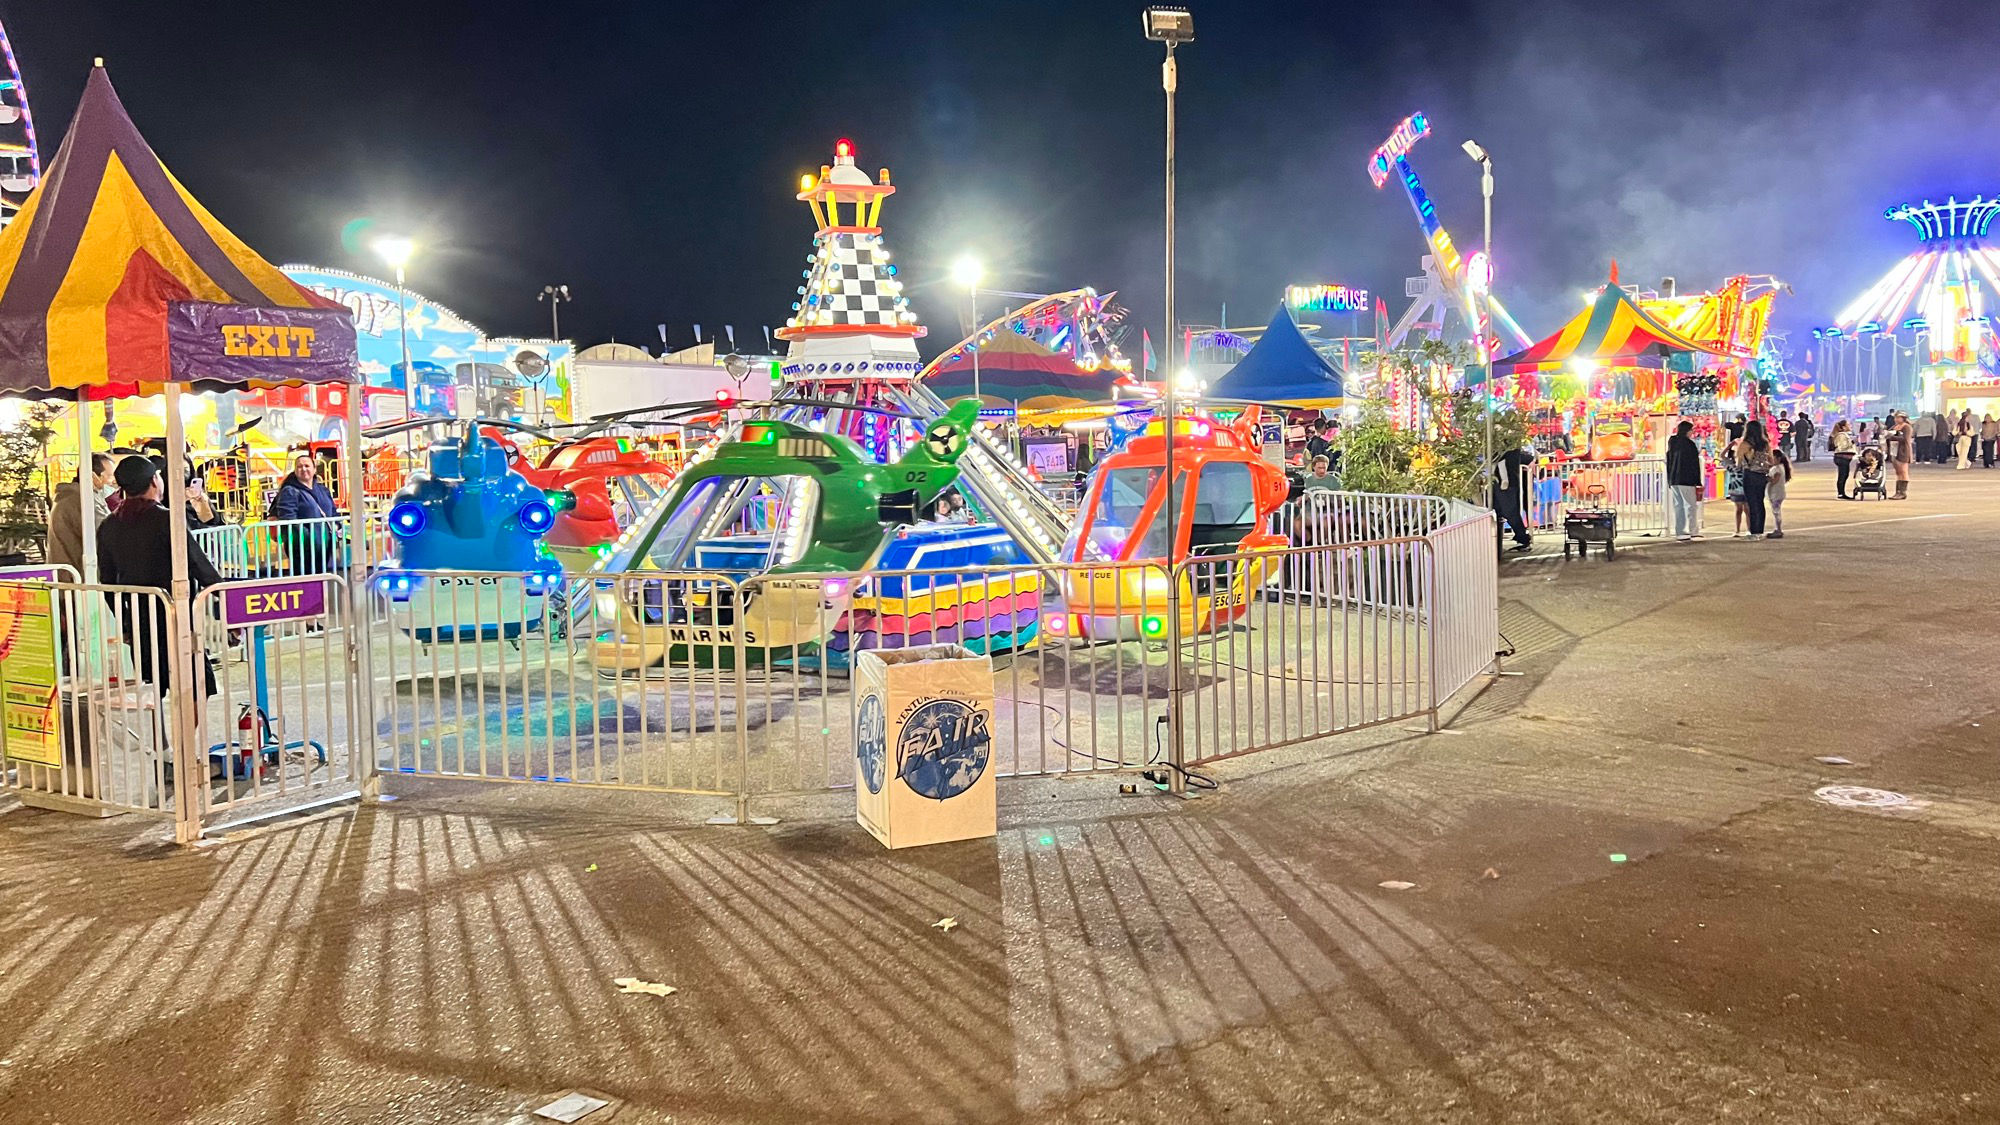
[481, 426, 689, 572]
[1045, 405, 1298, 642]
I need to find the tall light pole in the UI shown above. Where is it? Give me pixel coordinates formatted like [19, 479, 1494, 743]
[1146, 7, 1192, 537]
[1462, 139, 1496, 514]
[950, 254, 984, 402]
[539, 283, 571, 340]
[374, 236, 416, 450]
[1144, 5, 1192, 795]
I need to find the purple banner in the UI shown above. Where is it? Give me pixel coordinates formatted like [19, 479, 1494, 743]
[168, 301, 358, 385]
[221, 579, 329, 626]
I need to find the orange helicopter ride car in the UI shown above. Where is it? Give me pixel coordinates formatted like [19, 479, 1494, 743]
[1045, 406, 1297, 642]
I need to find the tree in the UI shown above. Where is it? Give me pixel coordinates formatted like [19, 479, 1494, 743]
[1346, 339, 1528, 503]
[0, 402, 60, 562]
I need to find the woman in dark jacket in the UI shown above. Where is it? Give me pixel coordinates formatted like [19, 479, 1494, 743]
[269, 453, 340, 574]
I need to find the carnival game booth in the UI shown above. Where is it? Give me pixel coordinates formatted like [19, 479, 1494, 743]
[0, 64, 361, 840]
[1484, 270, 1760, 526]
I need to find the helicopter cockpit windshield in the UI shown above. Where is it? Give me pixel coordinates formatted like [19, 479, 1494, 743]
[641, 474, 822, 577]
[1068, 461, 1262, 563]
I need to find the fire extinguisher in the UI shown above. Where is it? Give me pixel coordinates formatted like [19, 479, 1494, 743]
[234, 705, 270, 776]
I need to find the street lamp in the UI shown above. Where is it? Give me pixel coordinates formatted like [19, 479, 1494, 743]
[538, 284, 571, 340]
[373, 236, 416, 447]
[1144, 5, 1192, 794]
[1461, 139, 1496, 533]
[951, 254, 984, 401]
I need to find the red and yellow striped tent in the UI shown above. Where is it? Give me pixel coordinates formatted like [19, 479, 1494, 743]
[1490, 269, 1717, 377]
[0, 64, 353, 399]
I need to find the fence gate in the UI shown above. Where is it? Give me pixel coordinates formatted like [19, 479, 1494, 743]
[1, 577, 183, 824]
[189, 574, 366, 834]
[1525, 458, 1668, 536]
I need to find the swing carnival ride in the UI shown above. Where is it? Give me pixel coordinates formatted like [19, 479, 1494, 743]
[1815, 195, 2000, 414]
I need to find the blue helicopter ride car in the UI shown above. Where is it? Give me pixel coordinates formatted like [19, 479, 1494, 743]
[365, 417, 569, 646]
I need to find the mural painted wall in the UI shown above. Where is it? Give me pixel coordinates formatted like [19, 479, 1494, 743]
[281, 265, 573, 426]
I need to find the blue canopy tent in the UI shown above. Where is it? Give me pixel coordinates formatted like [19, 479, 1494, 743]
[1205, 306, 1344, 408]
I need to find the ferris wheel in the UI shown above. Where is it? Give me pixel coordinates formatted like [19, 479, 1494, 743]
[0, 18, 37, 228]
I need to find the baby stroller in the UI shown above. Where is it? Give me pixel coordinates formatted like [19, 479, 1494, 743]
[1852, 445, 1887, 500]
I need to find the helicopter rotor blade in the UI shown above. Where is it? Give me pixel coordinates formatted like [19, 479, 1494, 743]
[361, 417, 457, 441]
[470, 417, 560, 442]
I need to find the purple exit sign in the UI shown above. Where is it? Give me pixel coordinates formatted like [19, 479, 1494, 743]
[221, 579, 329, 626]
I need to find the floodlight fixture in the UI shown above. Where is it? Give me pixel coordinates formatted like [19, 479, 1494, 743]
[1142, 6, 1193, 43]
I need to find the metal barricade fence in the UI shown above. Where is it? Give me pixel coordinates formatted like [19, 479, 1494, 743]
[1175, 538, 1435, 764]
[1424, 510, 1500, 706]
[9, 492, 1502, 841]
[362, 528, 1501, 817]
[1270, 490, 1452, 545]
[368, 570, 745, 806]
[1524, 458, 1668, 536]
[0, 578, 179, 819]
[191, 575, 366, 832]
[193, 516, 391, 581]
[1271, 491, 1451, 599]
[737, 561, 1171, 802]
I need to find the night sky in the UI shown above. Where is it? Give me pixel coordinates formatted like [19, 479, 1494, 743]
[12, 1, 1999, 357]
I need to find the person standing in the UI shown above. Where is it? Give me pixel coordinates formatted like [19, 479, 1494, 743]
[1774, 410, 1794, 458]
[1913, 410, 1936, 464]
[1793, 411, 1814, 462]
[1829, 419, 1858, 499]
[269, 452, 341, 575]
[1722, 429, 1749, 537]
[1665, 420, 1705, 541]
[1301, 454, 1340, 492]
[96, 456, 224, 697]
[1303, 420, 1333, 464]
[1936, 411, 1955, 464]
[45, 453, 114, 575]
[1887, 411, 1914, 499]
[1955, 411, 1976, 469]
[1982, 413, 1999, 468]
[1491, 443, 1535, 552]
[1727, 421, 1777, 540]
[1765, 445, 1792, 539]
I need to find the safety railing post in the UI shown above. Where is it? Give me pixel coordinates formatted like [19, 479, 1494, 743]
[346, 391, 380, 803]
[1424, 537, 1441, 733]
[1164, 560, 1188, 795]
[731, 576, 752, 824]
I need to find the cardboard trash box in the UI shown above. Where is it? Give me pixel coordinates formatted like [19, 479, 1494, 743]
[854, 643, 997, 849]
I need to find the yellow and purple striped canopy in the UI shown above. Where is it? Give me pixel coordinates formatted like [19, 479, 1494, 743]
[0, 65, 349, 399]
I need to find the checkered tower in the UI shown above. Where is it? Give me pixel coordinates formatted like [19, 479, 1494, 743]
[776, 138, 926, 383]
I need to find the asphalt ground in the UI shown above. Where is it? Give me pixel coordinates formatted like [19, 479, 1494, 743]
[0, 457, 1994, 1124]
